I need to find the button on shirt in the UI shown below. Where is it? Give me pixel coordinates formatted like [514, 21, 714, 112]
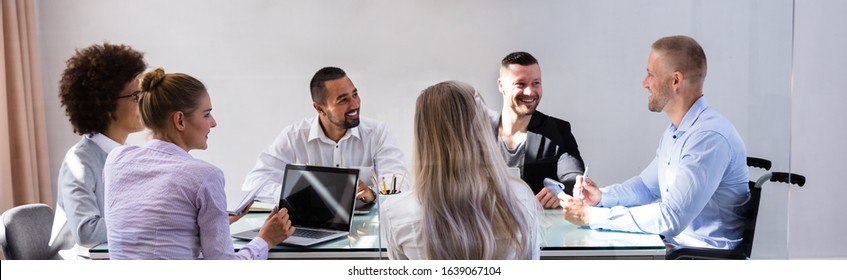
[104, 140, 269, 260]
[588, 97, 749, 249]
[243, 115, 408, 202]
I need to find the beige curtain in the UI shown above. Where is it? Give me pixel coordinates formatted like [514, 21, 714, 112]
[0, 0, 51, 214]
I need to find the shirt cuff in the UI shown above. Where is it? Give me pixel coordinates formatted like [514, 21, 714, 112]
[598, 187, 617, 207]
[588, 206, 611, 230]
[246, 237, 270, 259]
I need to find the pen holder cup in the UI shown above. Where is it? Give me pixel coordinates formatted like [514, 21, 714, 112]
[376, 189, 402, 253]
[372, 174, 405, 195]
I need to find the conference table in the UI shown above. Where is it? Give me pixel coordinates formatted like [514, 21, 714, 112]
[90, 207, 665, 260]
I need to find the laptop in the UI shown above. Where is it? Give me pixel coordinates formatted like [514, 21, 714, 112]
[232, 164, 359, 246]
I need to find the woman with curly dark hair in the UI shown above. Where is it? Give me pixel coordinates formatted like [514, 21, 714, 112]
[51, 43, 146, 259]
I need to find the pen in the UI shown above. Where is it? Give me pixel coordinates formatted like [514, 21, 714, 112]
[392, 175, 397, 194]
[578, 165, 590, 200]
[397, 172, 406, 194]
[382, 176, 387, 195]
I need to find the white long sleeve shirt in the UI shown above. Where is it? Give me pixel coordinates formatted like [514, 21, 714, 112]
[380, 178, 541, 260]
[243, 115, 409, 202]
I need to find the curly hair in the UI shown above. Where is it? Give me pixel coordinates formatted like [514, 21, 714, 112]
[58, 43, 146, 135]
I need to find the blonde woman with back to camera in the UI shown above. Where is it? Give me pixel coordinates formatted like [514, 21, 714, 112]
[103, 68, 295, 259]
[379, 80, 541, 259]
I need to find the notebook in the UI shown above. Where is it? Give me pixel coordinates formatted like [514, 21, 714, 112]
[232, 164, 359, 246]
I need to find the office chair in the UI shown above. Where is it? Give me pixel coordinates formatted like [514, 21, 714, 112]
[666, 169, 806, 260]
[0, 203, 72, 259]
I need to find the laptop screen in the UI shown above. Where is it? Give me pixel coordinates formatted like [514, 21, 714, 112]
[279, 165, 359, 231]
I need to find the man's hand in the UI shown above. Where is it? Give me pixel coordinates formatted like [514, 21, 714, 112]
[574, 175, 602, 206]
[535, 187, 561, 209]
[356, 180, 375, 203]
[561, 196, 590, 226]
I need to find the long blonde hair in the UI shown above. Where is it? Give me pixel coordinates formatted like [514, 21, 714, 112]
[414, 80, 535, 259]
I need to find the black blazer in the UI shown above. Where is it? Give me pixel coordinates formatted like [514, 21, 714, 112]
[494, 110, 585, 194]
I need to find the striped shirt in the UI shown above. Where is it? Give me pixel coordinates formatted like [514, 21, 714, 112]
[104, 140, 268, 259]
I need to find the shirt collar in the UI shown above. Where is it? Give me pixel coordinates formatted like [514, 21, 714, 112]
[307, 115, 361, 143]
[669, 95, 709, 134]
[145, 139, 193, 159]
[87, 133, 122, 153]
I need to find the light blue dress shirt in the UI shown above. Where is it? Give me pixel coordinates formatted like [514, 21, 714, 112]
[588, 96, 749, 249]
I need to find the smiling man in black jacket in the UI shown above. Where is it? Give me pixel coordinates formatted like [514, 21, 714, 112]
[491, 51, 585, 209]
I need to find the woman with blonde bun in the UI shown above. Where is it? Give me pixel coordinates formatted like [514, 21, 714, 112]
[104, 68, 295, 260]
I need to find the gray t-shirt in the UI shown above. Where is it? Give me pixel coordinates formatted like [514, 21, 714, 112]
[498, 138, 526, 176]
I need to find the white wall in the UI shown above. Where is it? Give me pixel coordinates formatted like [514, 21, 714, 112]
[36, 0, 807, 257]
[789, 0, 847, 259]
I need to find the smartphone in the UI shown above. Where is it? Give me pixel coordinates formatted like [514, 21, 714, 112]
[543, 178, 566, 199]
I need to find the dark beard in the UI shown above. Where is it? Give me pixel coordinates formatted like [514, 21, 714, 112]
[328, 112, 360, 129]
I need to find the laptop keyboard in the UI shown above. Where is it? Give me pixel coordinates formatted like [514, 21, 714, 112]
[292, 228, 336, 239]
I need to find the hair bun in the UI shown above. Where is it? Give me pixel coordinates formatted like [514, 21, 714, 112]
[141, 68, 166, 92]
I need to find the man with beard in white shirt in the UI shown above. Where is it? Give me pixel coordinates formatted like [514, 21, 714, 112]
[244, 67, 408, 204]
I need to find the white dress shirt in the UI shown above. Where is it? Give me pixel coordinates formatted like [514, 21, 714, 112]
[243, 115, 409, 203]
[380, 178, 541, 260]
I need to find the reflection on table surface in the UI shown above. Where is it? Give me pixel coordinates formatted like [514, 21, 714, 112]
[538, 209, 665, 249]
[91, 208, 665, 259]
[231, 210, 383, 255]
[233, 208, 665, 259]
